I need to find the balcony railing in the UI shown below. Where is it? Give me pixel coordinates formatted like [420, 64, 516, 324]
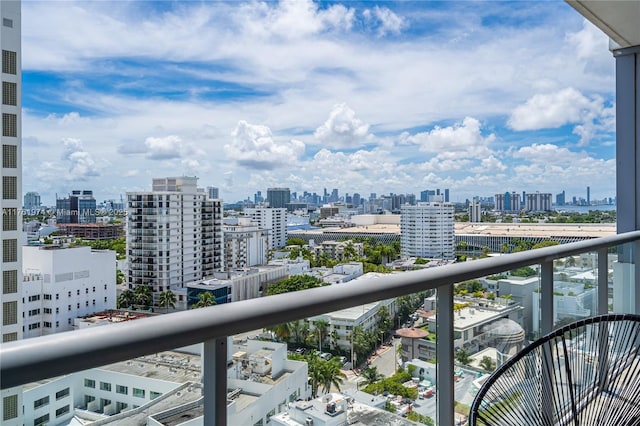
[2, 230, 639, 425]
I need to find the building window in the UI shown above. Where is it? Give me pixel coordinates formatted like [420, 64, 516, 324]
[84, 378, 95, 388]
[2, 144, 16, 168]
[43, 308, 51, 314]
[56, 387, 70, 400]
[44, 321, 52, 327]
[116, 385, 128, 395]
[34, 413, 50, 426]
[2, 332, 17, 342]
[2, 301, 17, 325]
[100, 382, 111, 392]
[132, 388, 145, 398]
[2, 50, 16, 74]
[3, 269, 17, 294]
[33, 395, 50, 409]
[55, 405, 70, 417]
[28, 322, 41, 330]
[2, 81, 16, 105]
[2, 208, 16, 231]
[150, 391, 162, 400]
[44, 294, 52, 300]
[2, 239, 16, 262]
[3, 394, 18, 420]
[2, 176, 16, 199]
[2, 113, 17, 137]
[3, 18, 13, 28]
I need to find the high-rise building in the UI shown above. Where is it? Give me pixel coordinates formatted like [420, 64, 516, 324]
[495, 192, 521, 212]
[207, 186, 219, 199]
[23, 191, 40, 210]
[525, 192, 552, 212]
[444, 188, 450, 202]
[469, 199, 482, 223]
[420, 189, 436, 202]
[556, 190, 566, 206]
[587, 186, 591, 205]
[352, 193, 361, 206]
[1, 1, 23, 422]
[126, 177, 224, 298]
[266, 187, 290, 209]
[56, 190, 96, 224]
[223, 218, 269, 269]
[400, 202, 455, 260]
[244, 206, 287, 250]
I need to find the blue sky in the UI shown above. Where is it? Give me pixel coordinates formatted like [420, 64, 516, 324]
[20, 0, 616, 204]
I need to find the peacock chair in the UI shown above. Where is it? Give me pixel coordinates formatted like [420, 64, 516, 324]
[469, 314, 640, 426]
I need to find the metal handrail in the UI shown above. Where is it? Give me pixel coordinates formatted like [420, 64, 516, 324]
[2, 230, 639, 391]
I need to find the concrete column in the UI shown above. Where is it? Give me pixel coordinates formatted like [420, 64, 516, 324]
[203, 337, 227, 425]
[436, 285, 454, 426]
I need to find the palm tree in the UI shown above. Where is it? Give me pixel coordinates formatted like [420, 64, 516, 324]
[117, 289, 135, 309]
[360, 366, 384, 386]
[267, 322, 291, 342]
[192, 291, 217, 309]
[320, 358, 347, 394]
[306, 351, 323, 398]
[314, 320, 330, 352]
[158, 289, 176, 313]
[343, 241, 357, 260]
[289, 320, 308, 346]
[133, 285, 153, 310]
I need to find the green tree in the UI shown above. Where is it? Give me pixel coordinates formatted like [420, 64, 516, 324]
[343, 241, 358, 260]
[286, 238, 307, 246]
[407, 411, 435, 425]
[133, 285, 153, 310]
[480, 356, 496, 372]
[116, 269, 125, 285]
[320, 358, 346, 394]
[455, 349, 471, 365]
[266, 322, 291, 342]
[289, 320, 309, 346]
[158, 289, 176, 313]
[313, 319, 330, 352]
[267, 275, 326, 296]
[532, 240, 560, 250]
[192, 291, 217, 309]
[360, 366, 384, 386]
[117, 289, 135, 309]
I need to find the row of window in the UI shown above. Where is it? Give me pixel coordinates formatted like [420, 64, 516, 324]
[2, 81, 16, 105]
[2, 113, 17, 137]
[3, 269, 17, 294]
[3, 209, 17, 231]
[3, 238, 17, 262]
[2, 50, 16, 75]
[84, 379, 154, 399]
[3, 300, 17, 325]
[2, 144, 16, 167]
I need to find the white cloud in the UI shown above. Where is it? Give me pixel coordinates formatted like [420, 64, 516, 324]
[313, 103, 373, 148]
[565, 19, 608, 61]
[225, 120, 305, 170]
[61, 138, 101, 180]
[406, 117, 494, 158]
[363, 6, 405, 36]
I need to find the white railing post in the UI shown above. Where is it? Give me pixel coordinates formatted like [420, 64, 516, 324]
[436, 284, 454, 426]
[540, 260, 554, 335]
[598, 248, 609, 315]
[203, 337, 227, 425]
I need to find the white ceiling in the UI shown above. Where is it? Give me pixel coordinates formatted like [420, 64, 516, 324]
[567, 0, 640, 49]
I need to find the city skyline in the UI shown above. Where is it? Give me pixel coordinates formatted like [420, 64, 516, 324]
[20, 1, 616, 204]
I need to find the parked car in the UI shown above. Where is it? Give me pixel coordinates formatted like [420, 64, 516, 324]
[320, 352, 333, 360]
[295, 348, 306, 355]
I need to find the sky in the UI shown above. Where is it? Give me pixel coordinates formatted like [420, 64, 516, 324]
[20, 0, 617, 205]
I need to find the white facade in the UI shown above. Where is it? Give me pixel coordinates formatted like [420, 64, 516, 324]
[1, 2, 23, 423]
[223, 218, 269, 269]
[400, 202, 455, 260]
[244, 207, 287, 250]
[494, 192, 521, 212]
[525, 192, 552, 212]
[22, 246, 116, 338]
[469, 200, 481, 223]
[126, 177, 224, 299]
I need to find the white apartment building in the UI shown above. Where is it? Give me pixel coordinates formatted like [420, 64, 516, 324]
[223, 217, 269, 269]
[1, 2, 23, 423]
[525, 192, 553, 212]
[469, 199, 482, 223]
[22, 245, 116, 338]
[494, 192, 521, 213]
[400, 202, 455, 260]
[244, 206, 287, 250]
[311, 240, 364, 261]
[126, 177, 223, 299]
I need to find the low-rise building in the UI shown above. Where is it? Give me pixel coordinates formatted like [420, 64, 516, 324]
[22, 245, 116, 338]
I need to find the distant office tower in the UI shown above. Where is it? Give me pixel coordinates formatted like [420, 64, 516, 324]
[23, 191, 40, 210]
[244, 206, 287, 250]
[469, 200, 482, 222]
[207, 186, 219, 199]
[254, 190, 263, 204]
[420, 189, 436, 202]
[127, 177, 224, 296]
[266, 187, 290, 209]
[56, 190, 96, 224]
[444, 188, 450, 202]
[400, 202, 455, 260]
[1, 1, 23, 422]
[587, 186, 590, 205]
[494, 192, 521, 212]
[556, 190, 566, 206]
[352, 193, 361, 206]
[525, 192, 552, 212]
[330, 188, 339, 203]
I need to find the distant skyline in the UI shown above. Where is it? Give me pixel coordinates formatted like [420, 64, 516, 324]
[21, 1, 616, 204]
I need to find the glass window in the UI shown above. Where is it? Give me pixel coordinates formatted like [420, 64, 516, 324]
[34, 395, 49, 409]
[132, 388, 145, 398]
[56, 387, 70, 400]
[100, 381, 111, 391]
[34, 413, 50, 426]
[84, 378, 95, 388]
[55, 405, 70, 417]
[116, 385, 128, 395]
